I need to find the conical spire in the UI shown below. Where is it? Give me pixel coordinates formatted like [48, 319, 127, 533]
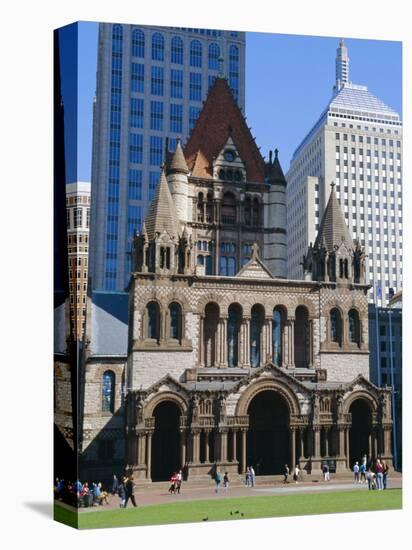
[314, 183, 353, 251]
[167, 138, 189, 175]
[145, 169, 180, 240]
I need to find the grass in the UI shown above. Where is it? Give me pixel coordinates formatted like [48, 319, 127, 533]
[54, 489, 402, 530]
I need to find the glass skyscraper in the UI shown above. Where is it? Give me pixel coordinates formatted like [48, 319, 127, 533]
[90, 23, 246, 291]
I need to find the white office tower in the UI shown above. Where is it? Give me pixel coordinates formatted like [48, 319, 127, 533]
[286, 40, 402, 305]
[90, 23, 246, 291]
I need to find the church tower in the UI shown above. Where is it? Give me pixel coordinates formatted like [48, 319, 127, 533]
[263, 148, 287, 278]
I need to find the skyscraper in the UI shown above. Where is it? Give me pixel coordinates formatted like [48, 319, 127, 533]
[286, 40, 402, 306]
[90, 23, 246, 291]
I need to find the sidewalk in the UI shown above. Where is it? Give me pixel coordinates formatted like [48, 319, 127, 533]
[74, 474, 402, 513]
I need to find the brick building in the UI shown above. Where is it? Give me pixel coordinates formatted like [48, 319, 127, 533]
[77, 78, 393, 482]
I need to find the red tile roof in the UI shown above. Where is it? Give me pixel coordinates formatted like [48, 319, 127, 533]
[184, 78, 266, 183]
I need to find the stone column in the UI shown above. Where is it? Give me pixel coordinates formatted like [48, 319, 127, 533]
[373, 426, 378, 457]
[241, 429, 247, 473]
[220, 429, 228, 462]
[192, 430, 200, 463]
[199, 316, 205, 366]
[383, 426, 392, 456]
[264, 317, 272, 363]
[338, 426, 345, 458]
[220, 316, 228, 367]
[146, 432, 153, 479]
[298, 427, 305, 460]
[290, 427, 296, 467]
[308, 320, 313, 368]
[242, 317, 251, 367]
[180, 430, 186, 468]
[345, 428, 350, 468]
[286, 320, 295, 368]
[313, 426, 321, 458]
[204, 429, 210, 463]
[232, 429, 238, 462]
[368, 432, 373, 458]
[324, 428, 329, 457]
[134, 433, 141, 465]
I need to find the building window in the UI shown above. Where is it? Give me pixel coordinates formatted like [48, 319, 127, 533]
[208, 43, 220, 70]
[171, 69, 183, 98]
[171, 36, 183, 64]
[74, 208, 82, 228]
[170, 103, 183, 133]
[129, 133, 143, 164]
[189, 106, 200, 131]
[190, 39, 202, 67]
[151, 32, 164, 61]
[127, 205, 141, 241]
[189, 72, 202, 101]
[272, 307, 283, 366]
[221, 192, 236, 224]
[131, 63, 144, 93]
[150, 100, 163, 130]
[130, 98, 144, 128]
[112, 24, 123, 52]
[169, 302, 182, 340]
[250, 305, 264, 368]
[229, 45, 239, 101]
[330, 308, 342, 345]
[132, 29, 144, 58]
[150, 136, 163, 166]
[102, 371, 115, 413]
[348, 309, 360, 345]
[151, 66, 164, 96]
[128, 169, 142, 200]
[228, 304, 241, 367]
[147, 301, 160, 340]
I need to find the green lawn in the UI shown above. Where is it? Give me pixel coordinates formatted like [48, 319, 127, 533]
[54, 489, 402, 530]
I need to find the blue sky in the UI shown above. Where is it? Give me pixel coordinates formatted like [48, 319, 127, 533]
[61, 22, 402, 182]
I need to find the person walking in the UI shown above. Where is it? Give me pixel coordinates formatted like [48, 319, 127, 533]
[322, 462, 330, 481]
[111, 474, 119, 495]
[223, 472, 230, 493]
[366, 469, 375, 490]
[293, 464, 300, 484]
[175, 470, 183, 494]
[359, 461, 366, 483]
[382, 460, 389, 489]
[250, 466, 256, 487]
[124, 475, 137, 507]
[245, 466, 251, 487]
[118, 477, 126, 508]
[214, 469, 222, 493]
[168, 472, 177, 494]
[283, 464, 290, 484]
[353, 461, 360, 483]
[375, 459, 384, 490]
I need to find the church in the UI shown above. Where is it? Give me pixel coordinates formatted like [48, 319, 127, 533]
[77, 77, 393, 482]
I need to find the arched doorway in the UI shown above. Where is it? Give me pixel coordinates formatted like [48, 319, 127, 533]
[151, 401, 181, 481]
[247, 390, 290, 474]
[349, 399, 372, 467]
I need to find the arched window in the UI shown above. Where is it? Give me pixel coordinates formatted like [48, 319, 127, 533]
[252, 198, 260, 227]
[152, 32, 164, 61]
[197, 255, 204, 266]
[221, 192, 236, 224]
[219, 256, 228, 275]
[228, 304, 242, 367]
[102, 370, 115, 413]
[169, 302, 182, 340]
[205, 255, 213, 275]
[208, 43, 220, 70]
[190, 40, 202, 67]
[250, 305, 264, 367]
[204, 303, 219, 367]
[348, 309, 360, 345]
[147, 301, 160, 341]
[330, 308, 342, 345]
[132, 29, 144, 57]
[206, 193, 213, 223]
[197, 192, 204, 222]
[228, 257, 236, 276]
[171, 36, 183, 64]
[272, 308, 283, 366]
[219, 169, 226, 180]
[112, 25, 123, 54]
[295, 306, 309, 367]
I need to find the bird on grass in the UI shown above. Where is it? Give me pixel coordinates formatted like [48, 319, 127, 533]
[202, 517, 208, 521]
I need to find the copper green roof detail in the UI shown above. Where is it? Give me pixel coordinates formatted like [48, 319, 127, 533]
[145, 170, 180, 240]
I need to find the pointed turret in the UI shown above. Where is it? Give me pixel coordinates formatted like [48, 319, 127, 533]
[167, 138, 189, 176]
[314, 183, 352, 252]
[265, 148, 286, 185]
[145, 169, 180, 241]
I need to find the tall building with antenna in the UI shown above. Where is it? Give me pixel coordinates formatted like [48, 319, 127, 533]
[89, 23, 246, 291]
[286, 39, 402, 306]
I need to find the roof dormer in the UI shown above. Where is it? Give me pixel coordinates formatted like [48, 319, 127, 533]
[213, 134, 246, 184]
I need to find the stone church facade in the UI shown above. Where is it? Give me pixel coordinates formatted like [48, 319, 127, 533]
[78, 78, 393, 482]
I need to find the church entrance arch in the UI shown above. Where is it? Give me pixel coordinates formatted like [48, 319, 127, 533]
[247, 390, 290, 475]
[349, 398, 372, 466]
[151, 401, 181, 481]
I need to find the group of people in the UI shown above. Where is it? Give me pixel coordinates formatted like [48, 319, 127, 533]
[168, 470, 183, 494]
[214, 469, 230, 492]
[353, 456, 389, 490]
[244, 466, 256, 487]
[112, 474, 138, 507]
[283, 464, 302, 483]
[54, 479, 110, 508]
